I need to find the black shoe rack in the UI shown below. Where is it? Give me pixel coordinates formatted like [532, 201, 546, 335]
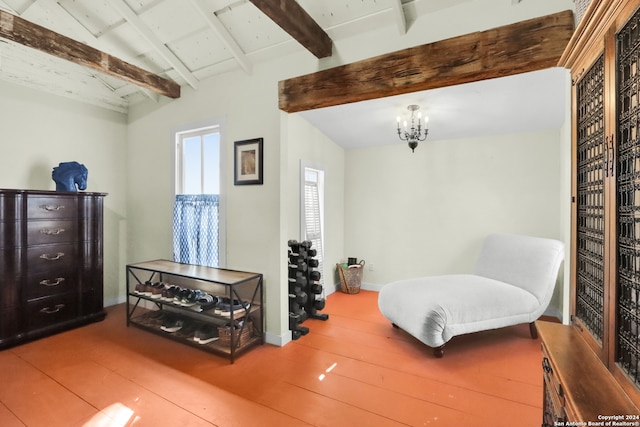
[288, 240, 328, 340]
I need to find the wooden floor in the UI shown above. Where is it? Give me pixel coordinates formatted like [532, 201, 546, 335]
[0, 290, 544, 427]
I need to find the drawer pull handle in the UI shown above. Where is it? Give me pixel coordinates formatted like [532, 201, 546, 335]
[40, 252, 65, 261]
[41, 204, 65, 211]
[40, 304, 65, 314]
[40, 278, 65, 286]
[542, 357, 553, 374]
[40, 228, 65, 235]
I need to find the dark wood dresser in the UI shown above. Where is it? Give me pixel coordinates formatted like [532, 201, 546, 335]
[0, 189, 106, 348]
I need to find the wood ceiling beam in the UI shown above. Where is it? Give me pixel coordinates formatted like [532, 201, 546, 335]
[0, 10, 180, 98]
[249, 0, 332, 59]
[279, 10, 574, 113]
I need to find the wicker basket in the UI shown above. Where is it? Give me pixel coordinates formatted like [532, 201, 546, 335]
[218, 321, 254, 347]
[337, 261, 365, 294]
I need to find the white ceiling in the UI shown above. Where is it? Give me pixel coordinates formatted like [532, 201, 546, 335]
[0, 0, 572, 149]
[297, 67, 569, 150]
[0, 0, 449, 113]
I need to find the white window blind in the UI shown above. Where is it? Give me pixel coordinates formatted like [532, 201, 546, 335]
[302, 166, 324, 286]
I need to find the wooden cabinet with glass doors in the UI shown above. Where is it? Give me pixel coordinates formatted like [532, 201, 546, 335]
[540, 0, 640, 420]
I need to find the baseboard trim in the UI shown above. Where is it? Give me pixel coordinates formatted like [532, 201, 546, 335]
[265, 331, 290, 347]
[105, 295, 126, 307]
[332, 281, 383, 293]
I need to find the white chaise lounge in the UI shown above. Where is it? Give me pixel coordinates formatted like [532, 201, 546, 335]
[377, 233, 564, 357]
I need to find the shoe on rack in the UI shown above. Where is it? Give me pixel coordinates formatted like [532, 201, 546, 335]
[216, 299, 250, 317]
[161, 284, 175, 301]
[160, 316, 185, 333]
[179, 289, 196, 307]
[198, 294, 219, 311]
[134, 283, 146, 295]
[181, 289, 208, 308]
[194, 324, 219, 344]
[147, 310, 167, 326]
[150, 282, 164, 299]
[174, 288, 189, 305]
[176, 319, 198, 338]
[139, 281, 153, 296]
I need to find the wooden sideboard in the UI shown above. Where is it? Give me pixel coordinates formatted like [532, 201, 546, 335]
[0, 189, 106, 348]
[538, 321, 639, 425]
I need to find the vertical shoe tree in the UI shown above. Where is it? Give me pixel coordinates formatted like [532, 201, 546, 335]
[287, 240, 328, 340]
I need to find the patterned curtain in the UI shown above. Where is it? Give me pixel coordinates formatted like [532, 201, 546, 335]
[173, 194, 219, 267]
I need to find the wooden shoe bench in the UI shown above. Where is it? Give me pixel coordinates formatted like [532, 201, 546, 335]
[126, 260, 263, 363]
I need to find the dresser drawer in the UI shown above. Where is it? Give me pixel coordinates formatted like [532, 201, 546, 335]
[27, 220, 77, 245]
[27, 196, 77, 219]
[543, 380, 566, 424]
[26, 243, 76, 273]
[26, 270, 77, 300]
[27, 293, 78, 332]
[542, 357, 565, 407]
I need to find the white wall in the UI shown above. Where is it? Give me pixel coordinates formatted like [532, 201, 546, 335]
[284, 114, 346, 287]
[127, 60, 286, 341]
[122, 0, 576, 340]
[344, 129, 564, 288]
[0, 79, 128, 306]
[0, 0, 575, 344]
[276, 113, 346, 343]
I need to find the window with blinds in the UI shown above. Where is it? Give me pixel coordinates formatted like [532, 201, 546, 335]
[302, 166, 325, 286]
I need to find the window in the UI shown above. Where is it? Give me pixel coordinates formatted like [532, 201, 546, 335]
[176, 127, 220, 194]
[173, 124, 223, 267]
[301, 164, 325, 286]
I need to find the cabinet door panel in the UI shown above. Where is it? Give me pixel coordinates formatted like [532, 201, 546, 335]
[574, 54, 607, 347]
[615, 6, 640, 389]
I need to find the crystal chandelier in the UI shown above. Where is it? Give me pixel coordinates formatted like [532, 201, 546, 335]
[396, 105, 429, 152]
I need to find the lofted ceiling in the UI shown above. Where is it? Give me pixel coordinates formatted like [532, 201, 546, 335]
[0, 0, 574, 149]
[0, 0, 438, 113]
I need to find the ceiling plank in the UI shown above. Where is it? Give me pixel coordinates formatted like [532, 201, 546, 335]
[391, 0, 407, 35]
[248, 0, 332, 59]
[0, 10, 180, 98]
[279, 10, 574, 113]
[17, 0, 41, 15]
[56, 0, 159, 103]
[105, 0, 199, 90]
[0, 39, 130, 113]
[189, 0, 252, 74]
[0, 0, 16, 13]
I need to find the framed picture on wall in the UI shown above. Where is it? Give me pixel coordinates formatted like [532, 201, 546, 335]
[234, 137, 263, 185]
